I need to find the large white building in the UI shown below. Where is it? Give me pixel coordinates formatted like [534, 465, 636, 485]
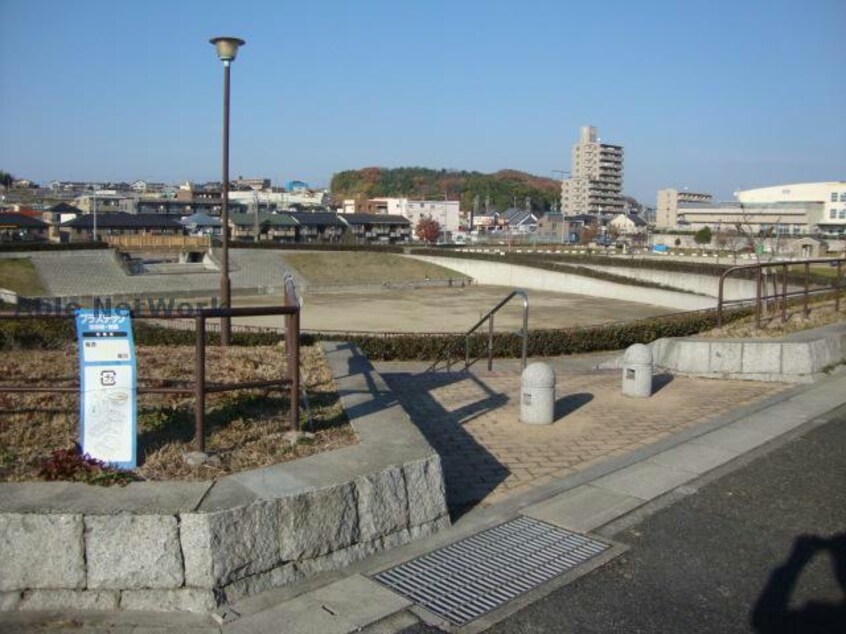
[667, 182, 846, 236]
[561, 126, 624, 215]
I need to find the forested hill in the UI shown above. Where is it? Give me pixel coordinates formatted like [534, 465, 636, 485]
[330, 167, 561, 213]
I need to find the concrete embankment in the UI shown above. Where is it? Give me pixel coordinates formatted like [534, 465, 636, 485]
[405, 255, 715, 312]
[573, 263, 804, 301]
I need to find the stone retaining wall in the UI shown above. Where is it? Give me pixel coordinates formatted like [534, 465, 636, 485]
[0, 342, 449, 614]
[603, 323, 846, 383]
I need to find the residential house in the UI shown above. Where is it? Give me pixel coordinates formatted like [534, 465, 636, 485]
[229, 213, 298, 242]
[472, 211, 504, 233]
[609, 213, 649, 235]
[341, 214, 412, 244]
[0, 213, 49, 242]
[43, 203, 84, 242]
[287, 212, 346, 243]
[500, 208, 539, 233]
[536, 213, 582, 244]
[61, 213, 183, 242]
[180, 213, 222, 236]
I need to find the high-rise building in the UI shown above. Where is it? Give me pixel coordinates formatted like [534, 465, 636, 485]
[561, 126, 624, 215]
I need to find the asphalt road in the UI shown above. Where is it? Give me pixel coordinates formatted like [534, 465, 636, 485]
[403, 405, 846, 633]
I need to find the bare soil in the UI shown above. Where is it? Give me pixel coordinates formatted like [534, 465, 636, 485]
[0, 344, 354, 482]
[280, 252, 462, 285]
[234, 285, 674, 333]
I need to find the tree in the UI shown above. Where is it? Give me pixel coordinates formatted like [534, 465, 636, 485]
[579, 226, 597, 246]
[694, 226, 712, 246]
[415, 216, 441, 244]
[0, 171, 14, 189]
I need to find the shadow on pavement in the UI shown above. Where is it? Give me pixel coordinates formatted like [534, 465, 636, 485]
[652, 372, 675, 394]
[381, 370, 509, 520]
[554, 392, 594, 419]
[751, 532, 846, 633]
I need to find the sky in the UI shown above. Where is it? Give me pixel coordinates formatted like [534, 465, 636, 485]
[1, 0, 844, 204]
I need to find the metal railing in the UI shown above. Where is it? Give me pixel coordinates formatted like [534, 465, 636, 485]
[428, 289, 529, 372]
[717, 258, 844, 328]
[0, 275, 301, 453]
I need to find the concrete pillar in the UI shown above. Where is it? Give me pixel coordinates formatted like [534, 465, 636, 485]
[520, 362, 556, 425]
[622, 344, 653, 398]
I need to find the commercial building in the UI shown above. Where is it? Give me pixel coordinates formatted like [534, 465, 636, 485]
[666, 182, 846, 236]
[561, 126, 624, 215]
[656, 189, 713, 228]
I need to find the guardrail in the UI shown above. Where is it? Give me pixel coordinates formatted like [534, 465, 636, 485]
[717, 258, 844, 328]
[0, 276, 301, 452]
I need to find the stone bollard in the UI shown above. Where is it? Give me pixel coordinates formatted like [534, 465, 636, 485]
[520, 362, 556, 425]
[622, 344, 653, 398]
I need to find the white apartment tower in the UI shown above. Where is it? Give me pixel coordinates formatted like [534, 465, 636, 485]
[561, 126, 624, 215]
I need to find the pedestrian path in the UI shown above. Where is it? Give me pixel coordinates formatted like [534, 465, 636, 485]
[222, 369, 844, 634]
[376, 359, 788, 513]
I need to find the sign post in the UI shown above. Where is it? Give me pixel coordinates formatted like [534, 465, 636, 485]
[75, 309, 137, 468]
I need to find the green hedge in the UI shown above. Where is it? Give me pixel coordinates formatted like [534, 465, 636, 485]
[307, 308, 753, 361]
[1, 306, 745, 357]
[0, 318, 287, 350]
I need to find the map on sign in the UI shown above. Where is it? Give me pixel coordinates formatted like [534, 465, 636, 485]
[75, 309, 137, 469]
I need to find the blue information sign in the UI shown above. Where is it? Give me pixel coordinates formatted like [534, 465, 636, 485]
[75, 309, 137, 468]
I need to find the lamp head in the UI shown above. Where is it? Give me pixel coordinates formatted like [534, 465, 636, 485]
[210, 37, 246, 62]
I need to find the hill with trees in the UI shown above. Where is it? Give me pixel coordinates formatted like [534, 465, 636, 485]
[330, 167, 561, 213]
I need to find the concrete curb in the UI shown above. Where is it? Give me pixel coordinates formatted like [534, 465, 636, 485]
[601, 322, 846, 383]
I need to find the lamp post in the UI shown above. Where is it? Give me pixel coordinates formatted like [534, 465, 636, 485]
[209, 36, 245, 346]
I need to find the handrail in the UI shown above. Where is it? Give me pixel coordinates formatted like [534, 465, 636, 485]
[427, 288, 529, 372]
[717, 257, 843, 328]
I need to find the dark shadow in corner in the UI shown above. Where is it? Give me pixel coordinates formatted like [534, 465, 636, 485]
[750, 532, 846, 633]
[554, 392, 594, 419]
[380, 369, 510, 521]
[652, 373, 674, 394]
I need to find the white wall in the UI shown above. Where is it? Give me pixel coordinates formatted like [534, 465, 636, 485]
[405, 255, 715, 311]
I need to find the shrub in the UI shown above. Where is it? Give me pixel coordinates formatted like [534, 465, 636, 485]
[39, 444, 138, 486]
[0, 242, 109, 253]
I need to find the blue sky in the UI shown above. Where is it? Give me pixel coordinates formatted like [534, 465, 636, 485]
[1, 0, 844, 204]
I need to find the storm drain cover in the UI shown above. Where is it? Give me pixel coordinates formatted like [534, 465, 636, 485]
[373, 516, 610, 626]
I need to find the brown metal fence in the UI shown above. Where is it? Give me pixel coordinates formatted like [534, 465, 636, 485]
[0, 277, 300, 453]
[717, 258, 844, 328]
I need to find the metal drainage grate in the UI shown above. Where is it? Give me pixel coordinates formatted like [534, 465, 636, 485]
[373, 516, 610, 626]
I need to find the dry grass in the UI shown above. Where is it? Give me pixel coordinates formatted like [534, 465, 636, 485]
[0, 258, 47, 295]
[702, 299, 845, 339]
[0, 344, 355, 482]
[281, 252, 462, 285]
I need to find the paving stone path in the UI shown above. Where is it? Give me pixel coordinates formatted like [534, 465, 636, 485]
[378, 363, 787, 513]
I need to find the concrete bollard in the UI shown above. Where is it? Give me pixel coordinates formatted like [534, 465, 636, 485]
[622, 344, 653, 398]
[520, 362, 556, 425]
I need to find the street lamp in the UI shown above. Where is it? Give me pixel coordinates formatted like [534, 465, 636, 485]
[209, 36, 245, 346]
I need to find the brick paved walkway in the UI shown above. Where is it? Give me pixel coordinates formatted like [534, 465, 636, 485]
[378, 365, 787, 513]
